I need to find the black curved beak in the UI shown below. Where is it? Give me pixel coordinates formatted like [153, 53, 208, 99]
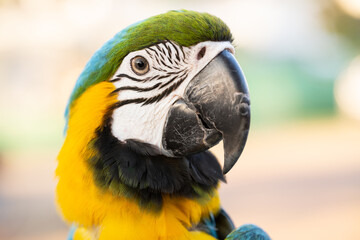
[162, 50, 250, 174]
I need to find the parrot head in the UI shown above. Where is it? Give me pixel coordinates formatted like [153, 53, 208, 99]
[60, 10, 250, 210]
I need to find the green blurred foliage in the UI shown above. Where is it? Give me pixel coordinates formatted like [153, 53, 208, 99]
[236, 51, 335, 127]
[322, 1, 360, 52]
[0, 114, 64, 153]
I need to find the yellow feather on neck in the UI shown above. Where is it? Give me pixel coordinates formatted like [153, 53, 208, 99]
[56, 81, 220, 240]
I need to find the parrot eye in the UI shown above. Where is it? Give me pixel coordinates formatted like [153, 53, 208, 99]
[130, 56, 149, 75]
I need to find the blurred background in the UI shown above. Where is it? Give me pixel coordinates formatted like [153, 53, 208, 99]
[0, 0, 359, 239]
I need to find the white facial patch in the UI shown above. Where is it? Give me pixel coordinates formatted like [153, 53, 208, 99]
[110, 41, 235, 155]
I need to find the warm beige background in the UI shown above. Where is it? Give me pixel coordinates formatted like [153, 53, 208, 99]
[1, 0, 359, 239]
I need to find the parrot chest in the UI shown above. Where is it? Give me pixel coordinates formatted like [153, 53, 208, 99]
[70, 194, 220, 240]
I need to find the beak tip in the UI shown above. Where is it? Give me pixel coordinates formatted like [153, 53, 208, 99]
[222, 154, 237, 174]
[222, 129, 249, 174]
[222, 162, 233, 175]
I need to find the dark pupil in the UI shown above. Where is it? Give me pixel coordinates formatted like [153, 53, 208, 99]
[135, 58, 146, 70]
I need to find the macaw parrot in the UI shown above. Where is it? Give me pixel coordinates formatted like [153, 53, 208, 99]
[56, 10, 270, 240]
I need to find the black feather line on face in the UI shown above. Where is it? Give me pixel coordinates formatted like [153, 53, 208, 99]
[165, 43, 172, 58]
[179, 45, 187, 63]
[110, 73, 188, 109]
[142, 77, 185, 105]
[167, 41, 179, 56]
[160, 58, 173, 69]
[148, 47, 160, 57]
[152, 66, 166, 72]
[156, 74, 170, 81]
[159, 72, 187, 90]
[158, 75, 178, 90]
[113, 73, 150, 82]
[88, 115, 224, 211]
[111, 82, 161, 95]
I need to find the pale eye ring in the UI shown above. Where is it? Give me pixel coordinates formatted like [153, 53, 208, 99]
[130, 56, 149, 75]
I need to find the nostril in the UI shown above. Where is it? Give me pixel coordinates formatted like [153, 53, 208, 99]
[234, 93, 250, 116]
[197, 47, 206, 60]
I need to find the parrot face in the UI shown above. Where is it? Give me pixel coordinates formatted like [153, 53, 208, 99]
[108, 40, 248, 173]
[57, 11, 252, 239]
[88, 38, 250, 207]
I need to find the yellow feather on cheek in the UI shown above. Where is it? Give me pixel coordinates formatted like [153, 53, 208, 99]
[56, 81, 220, 239]
[56, 81, 120, 226]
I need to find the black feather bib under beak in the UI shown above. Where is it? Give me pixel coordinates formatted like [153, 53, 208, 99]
[87, 116, 224, 211]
